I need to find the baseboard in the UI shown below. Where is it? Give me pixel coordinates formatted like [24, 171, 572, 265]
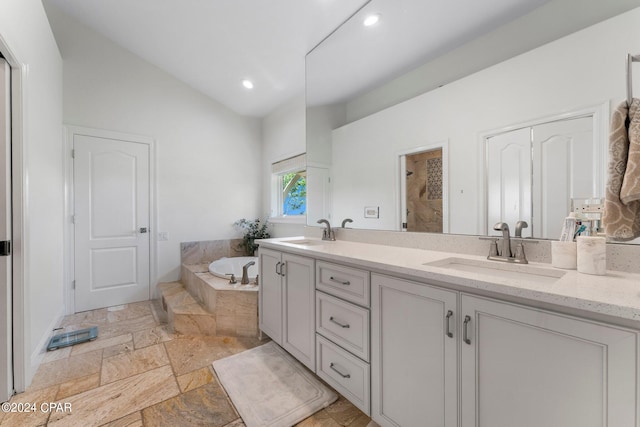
[28, 307, 65, 385]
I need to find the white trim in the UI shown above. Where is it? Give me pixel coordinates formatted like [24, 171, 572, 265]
[0, 34, 29, 393]
[29, 307, 64, 375]
[269, 216, 307, 225]
[478, 102, 609, 236]
[395, 141, 450, 233]
[63, 126, 157, 314]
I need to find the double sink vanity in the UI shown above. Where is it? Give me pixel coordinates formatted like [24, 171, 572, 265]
[258, 235, 640, 427]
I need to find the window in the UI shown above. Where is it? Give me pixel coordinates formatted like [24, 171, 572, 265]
[271, 154, 306, 221]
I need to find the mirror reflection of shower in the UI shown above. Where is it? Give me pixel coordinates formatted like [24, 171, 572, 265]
[400, 142, 449, 233]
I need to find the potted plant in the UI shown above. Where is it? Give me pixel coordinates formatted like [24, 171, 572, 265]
[234, 217, 271, 256]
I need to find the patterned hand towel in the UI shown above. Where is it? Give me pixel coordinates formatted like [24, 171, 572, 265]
[621, 98, 640, 203]
[604, 99, 640, 241]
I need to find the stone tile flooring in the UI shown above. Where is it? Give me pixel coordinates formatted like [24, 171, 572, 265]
[0, 300, 371, 427]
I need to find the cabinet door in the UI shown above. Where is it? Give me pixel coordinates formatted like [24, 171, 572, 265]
[258, 248, 283, 344]
[371, 274, 458, 427]
[461, 294, 638, 427]
[282, 253, 315, 371]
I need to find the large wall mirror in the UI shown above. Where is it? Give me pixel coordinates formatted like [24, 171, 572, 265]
[305, 0, 640, 241]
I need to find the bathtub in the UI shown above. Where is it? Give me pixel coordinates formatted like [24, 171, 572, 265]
[208, 256, 259, 281]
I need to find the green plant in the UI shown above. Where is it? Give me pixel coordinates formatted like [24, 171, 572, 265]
[234, 217, 271, 255]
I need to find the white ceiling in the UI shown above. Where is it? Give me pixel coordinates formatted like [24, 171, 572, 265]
[42, 0, 634, 118]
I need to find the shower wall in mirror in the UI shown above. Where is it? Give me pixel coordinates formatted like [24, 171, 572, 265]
[306, 2, 640, 240]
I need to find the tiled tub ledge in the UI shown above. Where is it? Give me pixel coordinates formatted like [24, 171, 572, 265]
[157, 264, 258, 338]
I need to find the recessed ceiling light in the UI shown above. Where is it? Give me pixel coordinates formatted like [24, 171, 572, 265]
[363, 14, 380, 27]
[242, 79, 254, 89]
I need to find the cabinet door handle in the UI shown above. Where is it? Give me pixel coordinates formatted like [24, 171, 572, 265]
[329, 276, 350, 286]
[329, 316, 350, 328]
[280, 262, 286, 277]
[275, 262, 281, 275]
[445, 310, 454, 338]
[329, 362, 351, 379]
[463, 315, 472, 345]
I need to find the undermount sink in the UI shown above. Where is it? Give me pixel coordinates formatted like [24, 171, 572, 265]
[425, 257, 566, 284]
[283, 239, 327, 247]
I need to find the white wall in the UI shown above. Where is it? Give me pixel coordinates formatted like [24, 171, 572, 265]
[261, 96, 307, 237]
[332, 7, 640, 235]
[0, 0, 64, 386]
[45, 6, 263, 284]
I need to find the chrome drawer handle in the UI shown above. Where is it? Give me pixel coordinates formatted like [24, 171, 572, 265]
[445, 310, 454, 338]
[463, 315, 471, 345]
[329, 316, 350, 328]
[329, 276, 350, 286]
[329, 363, 351, 379]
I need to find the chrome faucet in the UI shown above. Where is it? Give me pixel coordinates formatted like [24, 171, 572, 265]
[241, 261, 255, 285]
[317, 219, 336, 241]
[515, 220, 528, 238]
[493, 222, 512, 259]
[341, 218, 353, 228]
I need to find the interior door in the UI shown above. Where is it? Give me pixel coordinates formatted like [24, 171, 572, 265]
[74, 134, 150, 312]
[532, 117, 593, 239]
[0, 57, 12, 402]
[486, 127, 532, 236]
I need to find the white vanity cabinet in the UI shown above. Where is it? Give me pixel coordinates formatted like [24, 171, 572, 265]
[370, 274, 458, 427]
[460, 294, 638, 427]
[258, 248, 316, 371]
[315, 261, 371, 414]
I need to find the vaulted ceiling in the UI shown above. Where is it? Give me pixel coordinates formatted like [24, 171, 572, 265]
[43, 0, 640, 118]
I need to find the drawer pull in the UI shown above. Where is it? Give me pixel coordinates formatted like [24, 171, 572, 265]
[463, 315, 472, 345]
[275, 262, 281, 275]
[329, 362, 351, 379]
[330, 276, 350, 286]
[329, 316, 350, 328]
[445, 310, 454, 338]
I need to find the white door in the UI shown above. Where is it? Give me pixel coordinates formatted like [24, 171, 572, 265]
[486, 127, 532, 236]
[74, 134, 150, 312]
[0, 58, 13, 402]
[532, 117, 594, 238]
[461, 294, 637, 427]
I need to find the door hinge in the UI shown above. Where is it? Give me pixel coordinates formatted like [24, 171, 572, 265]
[71, 215, 75, 224]
[0, 241, 10, 256]
[72, 280, 75, 290]
[71, 149, 75, 158]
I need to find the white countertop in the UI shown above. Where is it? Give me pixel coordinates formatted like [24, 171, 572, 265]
[259, 237, 640, 324]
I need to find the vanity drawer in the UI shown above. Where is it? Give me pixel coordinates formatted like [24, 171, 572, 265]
[316, 291, 370, 362]
[316, 261, 370, 307]
[316, 334, 370, 415]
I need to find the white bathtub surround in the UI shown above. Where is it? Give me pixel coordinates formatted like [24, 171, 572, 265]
[577, 236, 607, 276]
[551, 241, 577, 269]
[208, 256, 259, 282]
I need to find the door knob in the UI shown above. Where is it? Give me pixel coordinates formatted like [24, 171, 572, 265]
[139, 227, 148, 233]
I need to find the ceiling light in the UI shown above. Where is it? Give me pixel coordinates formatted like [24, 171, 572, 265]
[242, 79, 254, 89]
[363, 14, 380, 27]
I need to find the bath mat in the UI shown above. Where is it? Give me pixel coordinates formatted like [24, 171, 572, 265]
[212, 341, 337, 427]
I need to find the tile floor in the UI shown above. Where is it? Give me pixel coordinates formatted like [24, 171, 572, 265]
[0, 300, 371, 427]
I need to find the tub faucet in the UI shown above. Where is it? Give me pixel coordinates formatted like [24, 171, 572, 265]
[317, 219, 336, 241]
[241, 261, 255, 285]
[493, 222, 512, 259]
